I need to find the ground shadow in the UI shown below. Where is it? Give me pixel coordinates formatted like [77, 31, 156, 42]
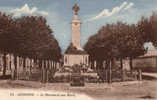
[0, 75, 11, 80]
[139, 95, 155, 99]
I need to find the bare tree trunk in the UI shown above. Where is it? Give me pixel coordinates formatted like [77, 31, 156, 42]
[45, 60, 48, 83]
[109, 59, 112, 84]
[23, 57, 26, 68]
[54, 62, 57, 72]
[42, 60, 46, 83]
[28, 58, 33, 80]
[46, 60, 49, 82]
[106, 60, 111, 83]
[120, 58, 123, 70]
[2, 52, 7, 76]
[138, 69, 142, 81]
[91, 61, 94, 69]
[40, 59, 43, 82]
[52, 61, 56, 82]
[11, 54, 15, 80]
[13, 55, 17, 80]
[23, 57, 26, 79]
[111, 58, 115, 68]
[129, 57, 133, 74]
[120, 58, 124, 81]
[29, 60, 32, 80]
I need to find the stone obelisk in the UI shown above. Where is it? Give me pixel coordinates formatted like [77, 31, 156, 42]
[71, 4, 82, 49]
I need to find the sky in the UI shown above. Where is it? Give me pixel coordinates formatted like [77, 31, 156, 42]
[0, 0, 157, 52]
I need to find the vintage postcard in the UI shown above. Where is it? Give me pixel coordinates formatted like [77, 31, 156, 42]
[0, 0, 157, 100]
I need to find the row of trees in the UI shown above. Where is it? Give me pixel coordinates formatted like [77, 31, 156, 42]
[0, 12, 62, 76]
[84, 12, 157, 71]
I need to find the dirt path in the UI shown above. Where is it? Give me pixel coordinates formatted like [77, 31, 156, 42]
[0, 80, 157, 100]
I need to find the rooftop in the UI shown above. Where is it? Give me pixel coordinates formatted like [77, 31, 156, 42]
[140, 50, 157, 57]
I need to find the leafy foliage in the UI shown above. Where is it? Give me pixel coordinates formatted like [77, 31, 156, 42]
[0, 13, 61, 61]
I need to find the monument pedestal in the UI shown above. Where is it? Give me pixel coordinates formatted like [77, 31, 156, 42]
[70, 72, 84, 86]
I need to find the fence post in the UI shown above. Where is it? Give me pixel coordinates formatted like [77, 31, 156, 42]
[44, 60, 47, 83]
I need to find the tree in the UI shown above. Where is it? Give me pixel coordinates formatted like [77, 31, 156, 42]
[0, 12, 15, 76]
[14, 16, 61, 60]
[0, 13, 62, 79]
[113, 22, 146, 70]
[84, 24, 118, 70]
[137, 12, 157, 47]
[14, 16, 62, 80]
[148, 12, 157, 47]
[84, 21, 147, 83]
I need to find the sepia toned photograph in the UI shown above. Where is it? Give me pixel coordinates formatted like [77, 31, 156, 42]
[0, 0, 157, 100]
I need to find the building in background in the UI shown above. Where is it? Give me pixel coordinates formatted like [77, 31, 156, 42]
[133, 50, 157, 72]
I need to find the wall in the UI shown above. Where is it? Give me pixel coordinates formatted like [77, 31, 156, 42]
[133, 56, 157, 72]
[64, 54, 89, 66]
